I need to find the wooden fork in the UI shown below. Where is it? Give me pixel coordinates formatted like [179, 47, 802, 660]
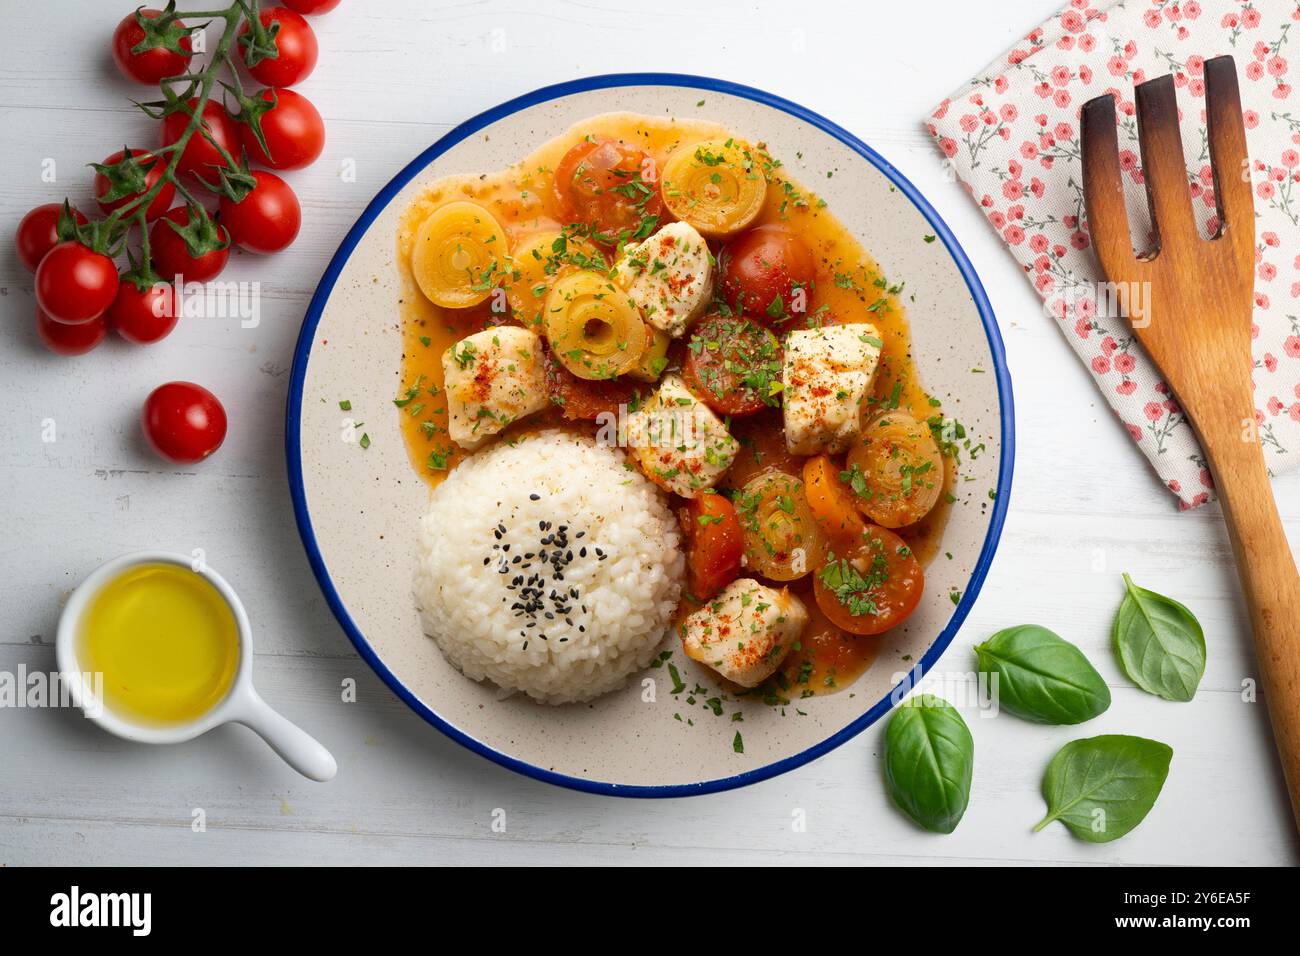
[1081, 56, 1300, 831]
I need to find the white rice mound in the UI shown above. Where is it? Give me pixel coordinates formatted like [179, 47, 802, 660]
[414, 429, 684, 705]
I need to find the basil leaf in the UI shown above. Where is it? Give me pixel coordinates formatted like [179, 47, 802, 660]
[883, 694, 973, 834]
[1034, 735, 1172, 843]
[1112, 573, 1206, 702]
[974, 624, 1110, 724]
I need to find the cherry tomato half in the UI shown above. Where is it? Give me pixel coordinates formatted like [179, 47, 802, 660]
[284, 0, 341, 13]
[719, 225, 816, 322]
[239, 88, 325, 170]
[160, 99, 239, 183]
[149, 207, 230, 283]
[36, 307, 107, 356]
[683, 492, 744, 600]
[552, 139, 662, 243]
[94, 149, 175, 221]
[35, 242, 120, 325]
[15, 203, 87, 273]
[108, 281, 177, 345]
[682, 315, 782, 417]
[112, 8, 192, 84]
[813, 525, 923, 635]
[238, 7, 318, 87]
[219, 170, 301, 254]
[142, 381, 227, 464]
[541, 349, 637, 421]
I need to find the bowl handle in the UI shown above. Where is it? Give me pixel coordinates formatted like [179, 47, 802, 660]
[234, 692, 338, 782]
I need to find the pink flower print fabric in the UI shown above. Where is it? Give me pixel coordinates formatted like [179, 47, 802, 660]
[926, 0, 1300, 509]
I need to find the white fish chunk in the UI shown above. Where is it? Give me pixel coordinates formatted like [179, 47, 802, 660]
[442, 326, 548, 449]
[626, 373, 738, 498]
[614, 221, 713, 338]
[782, 323, 882, 455]
[682, 578, 808, 688]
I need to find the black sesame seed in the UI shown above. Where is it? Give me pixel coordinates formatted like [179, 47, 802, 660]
[529, 493, 540, 501]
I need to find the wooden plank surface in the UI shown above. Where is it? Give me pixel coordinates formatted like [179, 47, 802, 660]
[1, 0, 1297, 865]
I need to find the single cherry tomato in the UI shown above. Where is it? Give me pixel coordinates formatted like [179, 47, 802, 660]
[142, 381, 227, 464]
[683, 492, 744, 600]
[35, 242, 120, 325]
[813, 525, 923, 635]
[220, 170, 301, 254]
[719, 225, 816, 322]
[541, 349, 637, 421]
[284, 0, 341, 13]
[93, 149, 175, 221]
[111, 8, 192, 84]
[36, 307, 107, 356]
[239, 88, 325, 170]
[149, 207, 230, 283]
[238, 7, 318, 87]
[108, 281, 177, 345]
[15, 204, 87, 273]
[552, 139, 663, 243]
[161, 98, 240, 182]
[682, 315, 782, 417]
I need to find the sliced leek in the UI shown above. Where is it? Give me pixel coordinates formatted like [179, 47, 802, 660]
[505, 230, 605, 329]
[735, 471, 827, 581]
[412, 200, 507, 309]
[544, 269, 646, 380]
[661, 138, 767, 238]
[628, 325, 671, 383]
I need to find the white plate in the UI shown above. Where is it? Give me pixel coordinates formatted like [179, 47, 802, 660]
[287, 74, 1014, 796]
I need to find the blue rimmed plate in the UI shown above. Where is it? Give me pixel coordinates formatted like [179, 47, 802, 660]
[286, 74, 1013, 796]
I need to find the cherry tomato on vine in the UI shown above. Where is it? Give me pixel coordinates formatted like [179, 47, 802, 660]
[719, 225, 816, 321]
[142, 381, 228, 464]
[111, 8, 192, 85]
[36, 307, 107, 356]
[283, 0, 341, 14]
[15, 203, 87, 273]
[239, 89, 325, 170]
[149, 207, 230, 283]
[93, 149, 175, 221]
[219, 170, 301, 254]
[161, 99, 239, 183]
[108, 281, 177, 345]
[35, 242, 120, 325]
[552, 139, 662, 242]
[238, 8, 318, 87]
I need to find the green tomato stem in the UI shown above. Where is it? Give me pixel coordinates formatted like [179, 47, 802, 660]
[94, 1, 251, 269]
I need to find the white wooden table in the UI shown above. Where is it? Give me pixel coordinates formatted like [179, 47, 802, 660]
[2, 0, 1297, 866]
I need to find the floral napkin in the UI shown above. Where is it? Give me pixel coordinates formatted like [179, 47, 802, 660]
[925, 0, 1300, 508]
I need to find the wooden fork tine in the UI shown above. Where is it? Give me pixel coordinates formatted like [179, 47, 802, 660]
[1204, 55, 1254, 259]
[1080, 94, 1141, 280]
[1134, 74, 1200, 249]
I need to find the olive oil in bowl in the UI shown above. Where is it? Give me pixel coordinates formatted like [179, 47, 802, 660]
[77, 563, 240, 726]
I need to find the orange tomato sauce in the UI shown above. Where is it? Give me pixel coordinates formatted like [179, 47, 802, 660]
[395, 112, 954, 698]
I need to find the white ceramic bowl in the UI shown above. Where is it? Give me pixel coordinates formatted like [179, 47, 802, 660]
[287, 74, 1013, 796]
[56, 550, 337, 781]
